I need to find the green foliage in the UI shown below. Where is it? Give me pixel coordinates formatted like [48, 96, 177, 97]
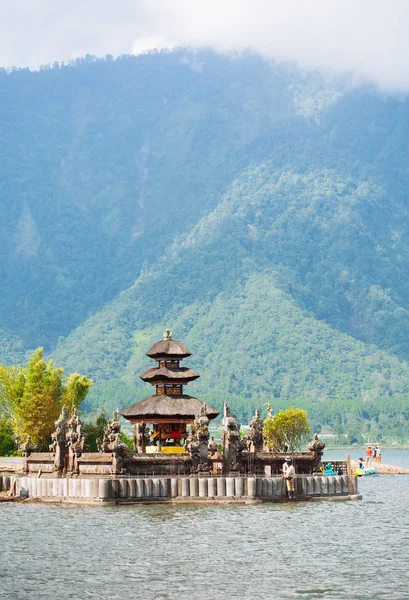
[120, 432, 134, 452]
[0, 348, 92, 449]
[0, 414, 15, 456]
[263, 408, 311, 451]
[2, 51, 409, 440]
[83, 410, 108, 452]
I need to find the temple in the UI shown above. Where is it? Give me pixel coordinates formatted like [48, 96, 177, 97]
[5, 328, 359, 505]
[121, 329, 219, 453]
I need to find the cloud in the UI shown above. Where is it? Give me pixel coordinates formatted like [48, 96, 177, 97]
[1, 0, 409, 91]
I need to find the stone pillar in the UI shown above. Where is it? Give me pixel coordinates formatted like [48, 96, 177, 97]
[217, 477, 226, 497]
[198, 478, 208, 497]
[171, 478, 178, 498]
[3, 476, 10, 491]
[136, 479, 145, 498]
[190, 478, 199, 497]
[207, 478, 216, 497]
[262, 479, 268, 497]
[235, 477, 244, 497]
[277, 477, 286, 497]
[160, 479, 169, 497]
[128, 479, 136, 498]
[47, 479, 54, 497]
[119, 479, 128, 498]
[320, 477, 329, 495]
[256, 478, 263, 497]
[335, 476, 342, 495]
[151, 478, 160, 497]
[341, 475, 349, 494]
[313, 476, 321, 495]
[21, 477, 28, 498]
[181, 478, 190, 497]
[304, 476, 314, 495]
[226, 477, 235, 497]
[247, 478, 256, 498]
[144, 479, 153, 497]
[327, 476, 336, 495]
[99, 479, 109, 500]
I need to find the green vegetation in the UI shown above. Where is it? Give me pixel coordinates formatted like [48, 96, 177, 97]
[0, 349, 92, 450]
[2, 51, 409, 441]
[263, 408, 310, 451]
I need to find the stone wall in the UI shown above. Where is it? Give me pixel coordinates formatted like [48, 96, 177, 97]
[6, 474, 359, 503]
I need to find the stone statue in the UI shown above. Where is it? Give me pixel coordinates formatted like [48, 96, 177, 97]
[163, 328, 172, 341]
[308, 433, 326, 472]
[99, 409, 128, 453]
[49, 405, 69, 474]
[99, 409, 129, 474]
[66, 407, 86, 475]
[188, 404, 210, 473]
[247, 408, 264, 453]
[265, 402, 273, 419]
[222, 403, 245, 473]
[19, 436, 37, 457]
[134, 423, 150, 453]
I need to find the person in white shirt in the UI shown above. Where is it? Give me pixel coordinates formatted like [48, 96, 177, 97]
[281, 456, 290, 476]
[283, 457, 296, 499]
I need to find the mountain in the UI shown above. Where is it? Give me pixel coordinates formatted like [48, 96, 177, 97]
[2, 50, 409, 441]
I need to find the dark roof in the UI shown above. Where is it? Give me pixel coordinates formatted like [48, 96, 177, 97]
[140, 366, 200, 383]
[121, 395, 219, 421]
[146, 339, 192, 359]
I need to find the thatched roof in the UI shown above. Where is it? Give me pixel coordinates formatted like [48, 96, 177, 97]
[146, 339, 192, 359]
[140, 366, 200, 383]
[121, 395, 219, 421]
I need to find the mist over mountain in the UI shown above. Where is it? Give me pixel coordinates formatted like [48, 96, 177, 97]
[2, 49, 409, 439]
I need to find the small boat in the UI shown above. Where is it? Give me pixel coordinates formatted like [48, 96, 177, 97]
[353, 467, 379, 476]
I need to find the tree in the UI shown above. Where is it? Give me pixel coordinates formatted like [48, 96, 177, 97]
[263, 407, 310, 451]
[0, 414, 15, 456]
[82, 410, 109, 451]
[0, 348, 92, 450]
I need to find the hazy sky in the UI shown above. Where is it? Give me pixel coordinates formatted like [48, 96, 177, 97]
[1, 0, 409, 91]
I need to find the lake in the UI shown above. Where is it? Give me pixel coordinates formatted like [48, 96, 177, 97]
[1, 449, 408, 599]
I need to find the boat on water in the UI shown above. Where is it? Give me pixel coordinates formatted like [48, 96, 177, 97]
[353, 466, 379, 476]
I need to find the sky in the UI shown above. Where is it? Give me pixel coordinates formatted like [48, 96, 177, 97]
[1, 0, 409, 92]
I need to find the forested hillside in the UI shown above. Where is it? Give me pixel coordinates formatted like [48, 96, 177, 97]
[2, 50, 409, 440]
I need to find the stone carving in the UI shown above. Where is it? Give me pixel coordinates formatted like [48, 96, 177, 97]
[247, 408, 264, 453]
[222, 403, 244, 473]
[308, 433, 326, 471]
[98, 409, 128, 474]
[188, 404, 210, 473]
[66, 407, 86, 475]
[99, 409, 128, 454]
[134, 423, 151, 453]
[49, 405, 69, 474]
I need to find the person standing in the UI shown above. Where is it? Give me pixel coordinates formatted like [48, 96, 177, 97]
[365, 446, 372, 467]
[283, 457, 296, 499]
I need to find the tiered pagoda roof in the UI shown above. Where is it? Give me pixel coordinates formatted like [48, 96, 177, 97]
[121, 329, 219, 423]
[121, 394, 219, 421]
[140, 366, 200, 384]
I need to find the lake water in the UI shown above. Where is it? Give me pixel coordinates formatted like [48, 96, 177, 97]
[1, 450, 408, 600]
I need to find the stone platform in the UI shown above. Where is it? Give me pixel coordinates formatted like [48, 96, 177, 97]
[0, 474, 360, 504]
